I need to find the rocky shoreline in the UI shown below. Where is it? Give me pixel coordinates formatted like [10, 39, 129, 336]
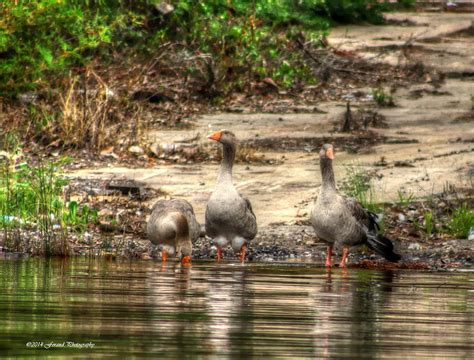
[2, 222, 472, 271]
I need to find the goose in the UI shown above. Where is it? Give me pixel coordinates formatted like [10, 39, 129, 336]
[147, 199, 200, 264]
[310, 144, 401, 268]
[205, 130, 257, 262]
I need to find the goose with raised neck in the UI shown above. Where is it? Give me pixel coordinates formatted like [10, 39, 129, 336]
[205, 129, 257, 262]
[310, 144, 401, 268]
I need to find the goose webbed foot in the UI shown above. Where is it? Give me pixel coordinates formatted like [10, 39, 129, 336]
[339, 246, 349, 268]
[238, 244, 247, 263]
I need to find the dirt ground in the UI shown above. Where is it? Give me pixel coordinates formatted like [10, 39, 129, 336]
[68, 12, 474, 267]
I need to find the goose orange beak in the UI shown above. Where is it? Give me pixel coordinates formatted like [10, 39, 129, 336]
[326, 147, 334, 160]
[208, 130, 222, 142]
[181, 256, 191, 265]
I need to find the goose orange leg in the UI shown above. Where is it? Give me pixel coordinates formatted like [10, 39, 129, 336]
[217, 247, 223, 262]
[339, 246, 349, 268]
[239, 244, 247, 263]
[161, 251, 168, 262]
[325, 246, 333, 267]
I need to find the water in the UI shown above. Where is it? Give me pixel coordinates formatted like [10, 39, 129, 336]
[0, 258, 472, 359]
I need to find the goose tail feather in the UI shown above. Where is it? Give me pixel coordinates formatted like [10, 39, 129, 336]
[366, 232, 401, 262]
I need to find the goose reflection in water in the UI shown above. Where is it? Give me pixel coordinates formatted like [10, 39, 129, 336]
[0, 259, 471, 358]
[147, 263, 209, 355]
[310, 268, 396, 359]
[207, 266, 252, 358]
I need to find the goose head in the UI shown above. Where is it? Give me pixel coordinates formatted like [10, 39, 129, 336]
[320, 143, 335, 160]
[178, 240, 192, 265]
[207, 129, 238, 146]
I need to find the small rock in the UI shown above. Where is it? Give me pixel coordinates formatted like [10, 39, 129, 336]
[128, 146, 144, 155]
[468, 228, 474, 241]
[100, 146, 114, 155]
[0, 151, 9, 158]
[99, 208, 114, 218]
[398, 214, 406, 222]
[155, 2, 174, 14]
[408, 242, 421, 251]
[407, 210, 418, 217]
[19, 92, 39, 104]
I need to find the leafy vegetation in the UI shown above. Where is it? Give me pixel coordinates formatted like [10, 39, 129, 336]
[397, 189, 414, 206]
[0, 0, 396, 98]
[0, 0, 401, 152]
[424, 211, 434, 237]
[342, 166, 382, 214]
[372, 86, 395, 107]
[0, 139, 97, 255]
[315, 0, 388, 24]
[448, 203, 474, 239]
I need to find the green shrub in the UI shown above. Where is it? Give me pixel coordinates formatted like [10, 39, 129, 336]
[424, 211, 434, 237]
[1, 0, 390, 98]
[372, 87, 394, 107]
[314, 0, 388, 25]
[448, 203, 474, 239]
[0, 149, 96, 255]
[0, 1, 144, 96]
[342, 166, 382, 214]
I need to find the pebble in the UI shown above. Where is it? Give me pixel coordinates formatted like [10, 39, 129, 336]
[128, 146, 144, 155]
[398, 213, 406, 222]
[468, 228, 474, 241]
[99, 208, 114, 218]
[408, 242, 421, 251]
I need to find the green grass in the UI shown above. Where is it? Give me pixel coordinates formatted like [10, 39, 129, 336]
[0, 0, 395, 98]
[372, 87, 394, 107]
[341, 165, 382, 214]
[424, 211, 434, 237]
[397, 189, 415, 206]
[0, 149, 97, 255]
[448, 203, 474, 239]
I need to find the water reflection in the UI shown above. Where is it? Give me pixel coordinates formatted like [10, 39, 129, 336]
[0, 259, 472, 358]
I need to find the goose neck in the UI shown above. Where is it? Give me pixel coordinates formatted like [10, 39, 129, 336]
[217, 142, 235, 184]
[320, 157, 336, 190]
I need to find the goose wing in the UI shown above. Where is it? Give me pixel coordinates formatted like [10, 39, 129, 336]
[239, 193, 257, 240]
[343, 197, 379, 232]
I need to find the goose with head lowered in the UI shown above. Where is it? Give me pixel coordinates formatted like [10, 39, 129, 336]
[206, 130, 257, 262]
[310, 144, 401, 268]
[147, 199, 201, 264]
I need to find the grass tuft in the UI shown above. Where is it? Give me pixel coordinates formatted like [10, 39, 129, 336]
[341, 165, 382, 214]
[372, 87, 394, 107]
[448, 203, 474, 239]
[0, 146, 97, 255]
